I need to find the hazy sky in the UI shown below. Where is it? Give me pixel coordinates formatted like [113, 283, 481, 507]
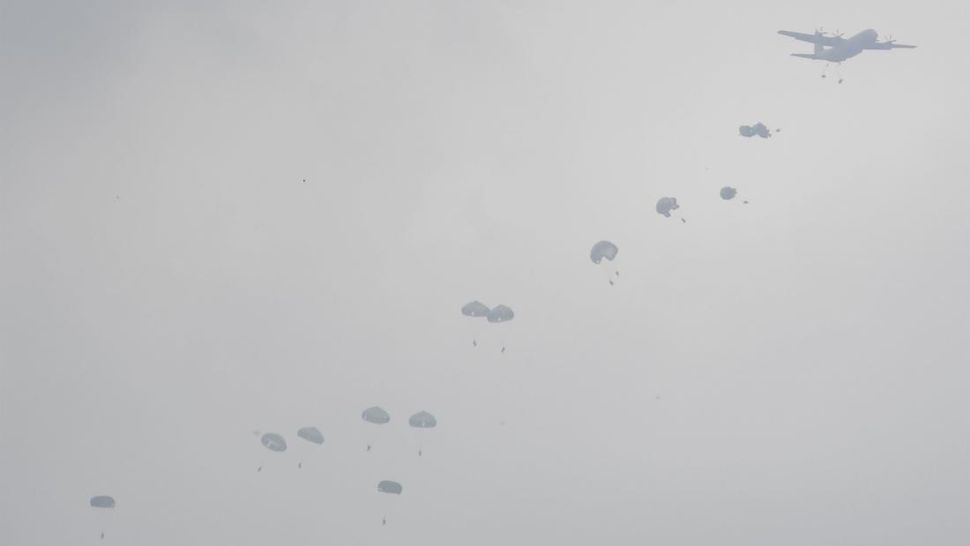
[2, 1, 968, 545]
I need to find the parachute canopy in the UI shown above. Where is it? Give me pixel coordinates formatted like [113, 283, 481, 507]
[362, 406, 390, 424]
[409, 411, 437, 428]
[261, 432, 287, 452]
[461, 301, 490, 318]
[378, 480, 403, 495]
[656, 197, 679, 218]
[486, 305, 514, 323]
[90, 496, 115, 509]
[297, 426, 324, 445]
[590, 241, 619, 264]
[720, 186, 737, 200]
[739, 122, 771, 138]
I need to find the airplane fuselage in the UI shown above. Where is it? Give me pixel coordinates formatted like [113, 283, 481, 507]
[817, 29, 879, 62]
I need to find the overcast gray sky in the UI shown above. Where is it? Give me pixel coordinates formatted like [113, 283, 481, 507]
[2, 1, 968, 545]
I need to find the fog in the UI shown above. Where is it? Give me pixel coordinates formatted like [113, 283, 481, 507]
[1, 1, 968, 545]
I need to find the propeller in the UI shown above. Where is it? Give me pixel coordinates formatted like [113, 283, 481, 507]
[833, 29, 844, 38]
[815, 26, 825, 35]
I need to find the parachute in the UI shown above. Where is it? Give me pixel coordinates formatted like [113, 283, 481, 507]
[90, 496, 115, 540]
[378, 480, 403, 495]
[409, 411, 437, 428]
[90, 496, 115, 509]
[590, 240, 620, 285]
[590, 241, 618, 264]
[656, 197, 679, 218]
[297, 426, 324, 445]
[739, 122, 771, 138]
[486, 305, 514, 323]
[462, 301, 491, 347]
[461, 301, 490, 317]
[362, 407, 390, 451]
[376, 480, 403, 525]
[361, 406, 390, 424]
[484, 305, 515, 351]
[260, 433, 287, 452]
[295, 427, 323, 469]
[409, 411, 437, 456]
[720, 186, 737, 200]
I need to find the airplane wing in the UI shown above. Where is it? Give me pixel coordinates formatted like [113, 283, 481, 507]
[777, 30, 839, 46]
[866, 41, 917, 50]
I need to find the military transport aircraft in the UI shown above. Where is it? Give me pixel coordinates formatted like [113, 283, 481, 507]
[778, 28, 916, 83]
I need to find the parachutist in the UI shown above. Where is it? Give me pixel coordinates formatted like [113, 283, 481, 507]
[382, 517, 387, 526]
[366, 444, 372, 452]
[257, 466, 262, 472]
[298, 462, 302, 469]
[501, 346, 506, 353]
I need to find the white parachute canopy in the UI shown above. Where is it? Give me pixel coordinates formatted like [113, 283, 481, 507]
[409, 411, 437, 428]
[90, 496, 115, 509]
[739, 122, 771, 138]
[461, 301, 490, 317]
[260, 432, 287, 452]
[362, 406, 390, 424]
[590, 240, 618, 264]
[378, 480, 403, 495]
[486, 305, 514, 323]
[656, 197, 680, 218]
[297, 426, 324, 445]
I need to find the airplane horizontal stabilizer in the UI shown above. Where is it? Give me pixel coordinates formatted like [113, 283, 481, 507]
[790, 53, 818, 59]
